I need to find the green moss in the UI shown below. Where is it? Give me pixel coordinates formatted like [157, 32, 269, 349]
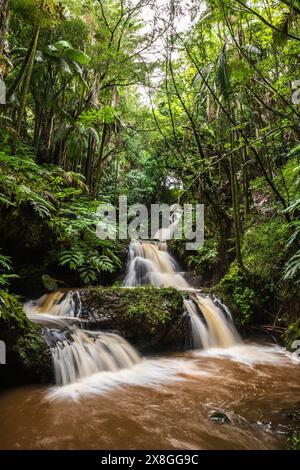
[125, 287, 182, 326]
[79, 286, 187, 351]
[284, 317, 300, 349]
[218, 263, 256, 325]
[242, 218, 290, 283]
[218, 209, 299, 336]
[288, 411, 300, 450]
[0, 290, 51, 385]
[88, 286, 183, 326]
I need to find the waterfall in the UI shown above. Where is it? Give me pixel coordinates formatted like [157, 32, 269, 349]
[52, 329, 140, 386]
[124, 240, 241, 349]
[25, 239, 240, 387]
[25, 292, 141, 386]
[33, 290, 82, 318]
[183, 299, 212, 349]
[124, 240, 190, 289]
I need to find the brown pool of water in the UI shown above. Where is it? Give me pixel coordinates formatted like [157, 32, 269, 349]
[0, 344, 299, 450]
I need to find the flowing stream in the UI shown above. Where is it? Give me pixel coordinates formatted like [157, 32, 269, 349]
[124, 240, 240, 348]
[0, 240, 299, 449]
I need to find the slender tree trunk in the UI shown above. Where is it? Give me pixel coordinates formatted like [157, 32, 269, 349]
[93, 123, 108, 198]
[15, 25, 40, 137]
[46, 108, 55, 162]
[0, 0, 9, 79]
[85, 135, 96, 187]
[169, 55, 205, 160]
[0, 1, 7, 43]
[230, 154, 244, 269]
[181, 40, 290, 219]
[242, 147, 250, 216]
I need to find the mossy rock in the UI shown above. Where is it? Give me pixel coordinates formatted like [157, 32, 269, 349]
[284, 317, 300, 350]
[0, 290, 52, 386]
[79, 286, 189, 352]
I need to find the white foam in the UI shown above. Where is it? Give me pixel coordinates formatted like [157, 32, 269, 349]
[47, 343, 300, 400]
[47, 356, 210, 400]
[192, 343, 300, 366]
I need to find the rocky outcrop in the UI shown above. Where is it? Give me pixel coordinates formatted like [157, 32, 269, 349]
[0, 290, 52, 386]
[0, 286, 190, 386]
[79, 286, 190, 352]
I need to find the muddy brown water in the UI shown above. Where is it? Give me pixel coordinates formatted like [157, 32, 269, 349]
[0, 344, 299, 450]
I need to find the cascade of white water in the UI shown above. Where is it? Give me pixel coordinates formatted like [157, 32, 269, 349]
[124, 240, 190, 289]
[124, 240, 241, 349]
[183, 299, 212, 349]
[25, 238, 241, 387]
[25, 291, 141, 386]
[52, 329, 141, 386]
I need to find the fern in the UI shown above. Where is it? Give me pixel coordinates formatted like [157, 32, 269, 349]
[283, 198, 300, 281]
[0, 252, 18, 287]
[78, 267, 98, 284]
[58, 249, 85, 270]
[95, 255, 115, 273]
[58, 244, 121, 285]
[283, 250, 300, 281]
[0, 146, 123, 286]
[15, 185, 56, 217]
[0, 253, 13, 271]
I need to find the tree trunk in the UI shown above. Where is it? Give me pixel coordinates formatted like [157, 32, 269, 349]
[0, 0, 9, 79]
[242, 147, 250, 216]
[85, 134, 96, 187]
[15, 26, 40, 137]
[0, 0, 8, 50]
[230, 154, 244, 270]
[93, 123, 108, 198]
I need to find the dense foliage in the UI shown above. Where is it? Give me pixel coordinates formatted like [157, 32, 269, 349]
[0, 1, 299, 342]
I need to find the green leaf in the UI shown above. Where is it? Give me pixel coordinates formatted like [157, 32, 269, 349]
[63, 48, 90, 65]
[287, 144, 300, 157]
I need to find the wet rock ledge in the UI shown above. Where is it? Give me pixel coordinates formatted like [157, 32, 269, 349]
[0, 286, 189, 386]
[79, 286, 189, 353]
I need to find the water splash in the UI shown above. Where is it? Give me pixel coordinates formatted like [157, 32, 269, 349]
[124, 240, 240, 349]
[52, 329, 141, 386]
[25, 291, 141, 386]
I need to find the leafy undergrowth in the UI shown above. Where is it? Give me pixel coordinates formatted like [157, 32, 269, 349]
[0, 145, 124, 288]
[0, 289, 51, 384]
[288, 411, 300, 450]
[217, 215, 299, 343]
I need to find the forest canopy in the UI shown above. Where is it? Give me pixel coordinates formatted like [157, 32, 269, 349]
[0, 0, 299, 338]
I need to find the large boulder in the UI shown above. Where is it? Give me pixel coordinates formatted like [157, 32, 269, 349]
[0, 290, 52, 386]
[79, 286, 189, 352]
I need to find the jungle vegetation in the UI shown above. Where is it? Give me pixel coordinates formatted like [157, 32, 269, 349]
[0, 0, 299, 343]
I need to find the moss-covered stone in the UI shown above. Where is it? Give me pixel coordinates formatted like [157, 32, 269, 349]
[0, 290, 51, 386]
[284, 317, 300, 349]
[216, 258, 300, 346]
[79, 286, 189, 352]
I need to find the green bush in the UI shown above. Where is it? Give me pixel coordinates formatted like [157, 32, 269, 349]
[284, 317, 300, 349]
[0, 147, 123, 285]
[242, 218, 290, 283]
[186, 238, 220, 274]
[219, 263, 255, 324]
